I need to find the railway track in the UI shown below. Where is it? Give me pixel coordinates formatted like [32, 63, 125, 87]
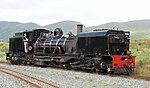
[0, 61, 149, 86]
[0, 66, 59, 88]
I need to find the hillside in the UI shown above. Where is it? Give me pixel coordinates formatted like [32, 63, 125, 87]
[0, 19, 150, 41]
[0, 21, 42, 41]
[44, 20, 81, 34]
[0, 21, 80, 41]
[85, 20, 150, 39]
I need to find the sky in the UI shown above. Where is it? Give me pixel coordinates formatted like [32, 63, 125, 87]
[0, 0, 150, 27]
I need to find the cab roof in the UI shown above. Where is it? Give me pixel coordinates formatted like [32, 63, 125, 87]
[77, 30, 125, 37]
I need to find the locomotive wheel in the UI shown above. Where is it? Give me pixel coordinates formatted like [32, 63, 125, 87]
[10, 60, 15, 65]
[100, 62, 107, 69]
[49, 61, 57, 67]
[63, 64, 71, 69]
[22, 60, 28, 65]
[10, 60, 22, 65]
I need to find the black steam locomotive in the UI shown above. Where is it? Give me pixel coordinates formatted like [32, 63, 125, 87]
[6, 24, 135, 74]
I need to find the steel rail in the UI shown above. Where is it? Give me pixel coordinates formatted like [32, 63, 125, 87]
[0, 66, 59, 88]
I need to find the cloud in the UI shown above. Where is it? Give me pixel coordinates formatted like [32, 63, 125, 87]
[0, 0, 39, 10]
[0, 0, 150, 26]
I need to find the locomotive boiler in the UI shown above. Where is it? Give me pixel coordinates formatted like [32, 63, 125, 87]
[6, 24, 136, 74]
[34, 28, 76, 55]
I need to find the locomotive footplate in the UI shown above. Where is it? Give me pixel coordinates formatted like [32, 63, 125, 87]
[33, 54, 78, 66]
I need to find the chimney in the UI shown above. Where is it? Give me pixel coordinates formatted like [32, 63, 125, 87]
[77, 24, 83, 34]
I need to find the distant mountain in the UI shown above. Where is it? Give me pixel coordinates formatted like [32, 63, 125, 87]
[0, 21, 42, 41]
[44, 20, 81, 34]
[86, 22, 133, 31]
[0, 20, 150, 41]
[85, 20, 150, 39]
[0, 21, 80, 41]
[124, 20, 150, 31]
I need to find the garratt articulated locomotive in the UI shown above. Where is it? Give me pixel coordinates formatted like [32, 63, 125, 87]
[6, 24, 136, 74]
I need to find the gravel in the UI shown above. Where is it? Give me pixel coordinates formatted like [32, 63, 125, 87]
[0, 71, 32, 88]
[0, 63, 150, 88]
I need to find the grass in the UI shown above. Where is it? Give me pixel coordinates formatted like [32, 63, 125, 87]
[88, 75, 93, 82]
[75, 76, 80, 80]
[130, 39, 150, 77]
[0, 40, 149, 76]
[0, 41, 8, 62]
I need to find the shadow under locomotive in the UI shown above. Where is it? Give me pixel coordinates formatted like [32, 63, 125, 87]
[6, 24, 136, 75]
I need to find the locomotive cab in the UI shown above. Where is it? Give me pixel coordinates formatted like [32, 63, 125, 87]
[77, 29, 135, 74]
[77, 29, 130, 55]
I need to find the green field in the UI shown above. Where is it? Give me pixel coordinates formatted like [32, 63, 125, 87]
[0, 40, 149, 76]
[130, 39, 150, 76]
